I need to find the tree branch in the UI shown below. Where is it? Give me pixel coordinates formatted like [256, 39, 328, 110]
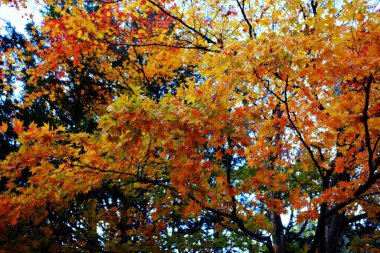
[147, 0, 218, 45]
[236, 0, 255, 39]
[284, 79, 325, 185]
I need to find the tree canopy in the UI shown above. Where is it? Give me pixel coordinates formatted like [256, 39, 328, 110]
[0, 0, 379, 252]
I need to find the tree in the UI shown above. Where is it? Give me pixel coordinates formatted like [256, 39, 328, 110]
[0, 0, 379, 252]
[1, 3, 228, 252]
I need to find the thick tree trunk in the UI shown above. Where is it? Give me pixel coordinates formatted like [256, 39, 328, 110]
[309, 204, 327, 253]
[309, 207, 346, 253]
[324, 213, 346, 253]
[269, 211, 287, 253]
[323, 171, 348, 253]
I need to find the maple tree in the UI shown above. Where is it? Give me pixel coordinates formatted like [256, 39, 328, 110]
[1, 0, 380, 252]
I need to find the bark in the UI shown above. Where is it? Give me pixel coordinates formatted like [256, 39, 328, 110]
[309, 206, 346, 253]
[324, 213, 346, 253]
[269, 211, 287, 253]
[309, 204, 327, 253]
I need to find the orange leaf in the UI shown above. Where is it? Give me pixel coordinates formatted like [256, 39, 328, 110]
[0, 122, 8, 134]
[11, 119, 24, 134]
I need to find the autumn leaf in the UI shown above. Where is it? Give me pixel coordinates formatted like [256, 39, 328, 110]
[334, 157, 345, 174]
[0, 122, 8, 134]
[11, 119, 23, 134]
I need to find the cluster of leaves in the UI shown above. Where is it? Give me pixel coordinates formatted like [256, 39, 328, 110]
[0, 0, 379, 252]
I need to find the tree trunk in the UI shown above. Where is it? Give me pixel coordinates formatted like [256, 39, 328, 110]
[269, 211, 287, 253]
[324, 213, 346, 253]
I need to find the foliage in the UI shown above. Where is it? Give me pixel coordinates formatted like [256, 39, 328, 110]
[0, 0, 379, 252]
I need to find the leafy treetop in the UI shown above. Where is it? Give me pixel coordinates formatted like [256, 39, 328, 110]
[0, 0, 379, 252]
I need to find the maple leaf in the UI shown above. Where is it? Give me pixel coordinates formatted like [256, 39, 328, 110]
[11, 119, 23, 134]
[334, 157, 345, 174]
[215, 150, 223, 160]
[0, 122, 8, 134]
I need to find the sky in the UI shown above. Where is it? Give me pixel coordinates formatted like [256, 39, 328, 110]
[0, 0, 43, 34]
